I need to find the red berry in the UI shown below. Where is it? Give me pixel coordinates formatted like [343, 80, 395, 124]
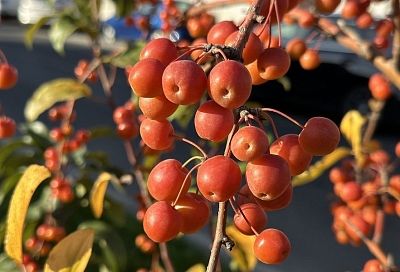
[143, 201, 182, 242]
[246, 154, 291, 201]
[147, 159, 190, 201]
[0, 63, 18, 89]
[139, 118, 174, 150]
[194, 100, 234, 142]
[233, 202, 267, 235]
[197, 155, 242, 202]
[299, 117, 340, 156]
[0, 116, 16, 138]
[231, 126, 269, 162]
[254, 228, 291, 264]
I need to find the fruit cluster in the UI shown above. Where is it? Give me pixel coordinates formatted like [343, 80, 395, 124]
[23, 223, 66, 272]
[329, 143, 400, 271]
[126, 0, 341, 264]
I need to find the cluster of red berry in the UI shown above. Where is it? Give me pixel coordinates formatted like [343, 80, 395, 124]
[125, 0, 341, 263]
[23, 223, 66, 272]
[330, 142, 400, 271]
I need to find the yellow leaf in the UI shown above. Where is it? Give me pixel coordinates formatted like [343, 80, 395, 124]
[292, 147, 352, 187]
[90, 172, 112, 218]
[186, 263, 206, 272]
[226, 225, 256, 272]
[340, 110, 366, 166]
[24, 78, 91, 122]
[5, 165, 51, 264]
[44, 228, 94, 272]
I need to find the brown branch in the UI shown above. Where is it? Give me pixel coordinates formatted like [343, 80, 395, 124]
[392, 0, 400, 70]
[316, 16, 400, 89]
[186, 0, 248, 17]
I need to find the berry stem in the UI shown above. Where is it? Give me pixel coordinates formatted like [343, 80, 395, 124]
[261, 107, 304, 129]
[273, 0, 282, 47]
[342, 218, 391, 268]
[391, 0, 400, 70]
[229, 198, 260, 236]
[171, 162, 203, 207]
[0, 49, 8, 64]
[181, 156, 205, 168]
[176, 135, 208, 159]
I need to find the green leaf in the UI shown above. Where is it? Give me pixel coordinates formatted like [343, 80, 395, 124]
[5, 165, 51, 264]
[292, 147, 352, 187]
[25, 78, 91, 122]
[0, 254, 20, 272]
[44, 229, 95, 272]
[49, 16, 79, 54]
[24, 16, 53, 49]
[0, 173, 23, 206]
[109, 42, 145, 68]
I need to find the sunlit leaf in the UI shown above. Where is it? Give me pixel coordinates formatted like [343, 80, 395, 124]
[49, 16, 79, 54]
[25, 78, 91, 122]
[24, 16, 53, 49]
[292, 147, 352, 186]
[90, 172, 112, 218]
[340, 110, 366, 166]
[186, 263, 206, 272]
[78, 221, 128, 271]
[4, 165, 51, 264]
[44, 228, 95, 272]
[226, 225, 256, 272]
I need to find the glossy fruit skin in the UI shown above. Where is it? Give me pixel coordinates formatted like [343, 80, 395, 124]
[233, 202, 267, 235]
[208, 60, 252, 109]
[139, 95, 178, 120]
[299, 117, 340, 156]
[207, 20, 238, 44]
[194, 100, 234, 142]
[143, 201, 182, 242]
[246, 154, 291, 201]
[245, 60, 268, 85]
[162, 60, 207, 105]
[147, 159, 190, 201]
[230, 126, 269, 162]
[0, 63, 18, 89]
[113, 106, 134, 124]
[256, 184, 293, 211]
[140, 38, 178, 66]
[253, 228, 291, 264]
[174, 193, 211, 234]
[128, 58, 165, 98]
[197, 155, 242, 202]
[0, 116, 16, 138]
[257, 48, 291, 80]
[139, 118, 174, 150]
[269, 134, 312, 176]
